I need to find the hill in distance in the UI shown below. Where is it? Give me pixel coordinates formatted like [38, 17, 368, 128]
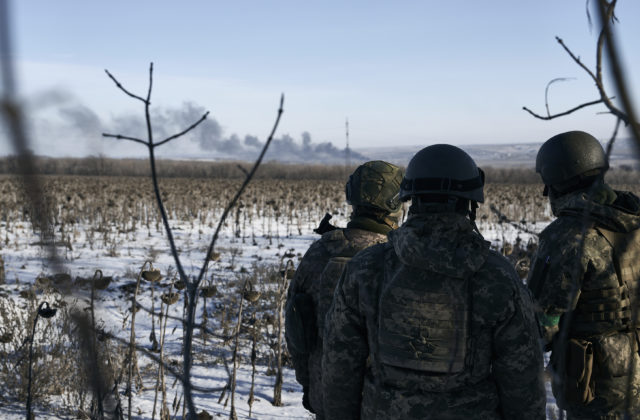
[355, 137, 639, 168]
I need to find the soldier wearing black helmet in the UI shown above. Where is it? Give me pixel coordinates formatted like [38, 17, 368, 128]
[322, 144, 545, 419]
[528, 130, 640, 419]
[284, 160, 403, 418]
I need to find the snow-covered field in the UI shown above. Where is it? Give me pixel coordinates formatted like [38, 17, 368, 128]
[0, 178, 560, 419]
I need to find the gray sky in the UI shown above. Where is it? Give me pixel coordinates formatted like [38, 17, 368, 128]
[2, 0, 639, 161]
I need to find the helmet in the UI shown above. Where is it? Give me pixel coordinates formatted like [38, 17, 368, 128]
[345, 160, 404, 213]
[535, 131, 608, 187]
[399, 144, 484, 203]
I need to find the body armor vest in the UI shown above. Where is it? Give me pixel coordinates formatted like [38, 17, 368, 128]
[316, 229, 387, 335]
[378, 263, 470, 374]
[574, 226, 640, 332]
[316, 256, 352, 333]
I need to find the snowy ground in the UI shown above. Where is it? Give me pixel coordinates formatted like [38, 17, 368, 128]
[0, 204, 560, 419]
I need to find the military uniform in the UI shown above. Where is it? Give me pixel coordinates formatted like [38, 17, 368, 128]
[323, 212, 546, 419]
[528, 188, 640, 419]
[285, 220, 389, 417]
[285, 160, 404, 418]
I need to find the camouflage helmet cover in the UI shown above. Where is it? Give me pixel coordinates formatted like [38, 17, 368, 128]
[535, 130, 609, 187]
[399, 144, 484, 203]
[345, 160, 404, 213]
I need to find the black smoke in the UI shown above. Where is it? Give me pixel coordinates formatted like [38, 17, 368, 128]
[12, 90, 365, 162]
[144, 101, 366, 162]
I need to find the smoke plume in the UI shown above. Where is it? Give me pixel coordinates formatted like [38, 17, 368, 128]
[7, 90, 365, 163]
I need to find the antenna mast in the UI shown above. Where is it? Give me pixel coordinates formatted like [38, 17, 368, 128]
[345, 117, 350, 169]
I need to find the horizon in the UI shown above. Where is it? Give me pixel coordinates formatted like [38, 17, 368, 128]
[1, 136, 637, 169]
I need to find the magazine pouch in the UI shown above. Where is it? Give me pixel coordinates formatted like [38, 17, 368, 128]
[552, 337, 595, 408]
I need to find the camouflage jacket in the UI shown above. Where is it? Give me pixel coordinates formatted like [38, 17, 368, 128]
[323, 212, 546, 420]
[285, 219, 389, 414]
[527, 189, 640, 417]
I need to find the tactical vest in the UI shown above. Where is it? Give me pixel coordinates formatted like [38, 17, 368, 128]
[286, 292, 316, 355]
[377, 262, 470, 375]
[316, 256, 352, 334]
[316, 229, 387, 337]
[573, 226, 640, 332]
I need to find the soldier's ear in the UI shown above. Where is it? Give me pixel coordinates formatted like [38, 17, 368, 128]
[543, 185, 549, 197]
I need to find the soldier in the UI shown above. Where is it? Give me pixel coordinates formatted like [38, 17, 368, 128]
[322, 144, 546, 419]
[528, 130, 640, 419]
[285, 160, 404, 418]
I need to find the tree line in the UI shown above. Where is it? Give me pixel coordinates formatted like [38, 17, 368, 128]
[0, 155, 637, 184]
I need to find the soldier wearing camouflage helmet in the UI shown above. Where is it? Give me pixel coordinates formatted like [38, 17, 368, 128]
[528, 131, 640, 419]
[322, 144, 546, 419]
[285, 160, 404, 418]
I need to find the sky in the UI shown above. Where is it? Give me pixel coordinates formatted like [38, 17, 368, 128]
[1, 0, 639, 161]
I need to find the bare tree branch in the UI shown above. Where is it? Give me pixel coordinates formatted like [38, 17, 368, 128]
[555, 36, 599, 84]
[103, 64, 191, 284]
[545, 77, 575, 117]
[104, 69, 148, 103]
[0, 0, 62, 272]
[181, 93, 285, 419]
[597, 0, 640, 139]
[523, 1, 626, 125]
[102, 133, 149, 146]
[134, 65, 192, 291]
[595, 3, 640, 412]
[551, 1, 628, 124]
[146, 62, 153, 104]
[102, 65, 283, 419]
[593, 0, 627, 122]
[586, 0, 593, 33]
[236, 164, 249, 177]
[197, 93, 285, 286]
[522, 98, 604, 120]
[154, 111, 210, 147]
[604, 117, 622, 159]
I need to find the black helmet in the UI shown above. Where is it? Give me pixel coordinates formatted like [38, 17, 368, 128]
[400, 144, 484, 203]
[536, 131, 608, 188]
[345, 160, 404, 213]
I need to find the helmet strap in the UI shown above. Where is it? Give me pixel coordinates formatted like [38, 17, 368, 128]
[469, 200, 484, 238]
[469, 200, 478, 222]
[548, 170, 603, 198]
[471, 219, 484, 239]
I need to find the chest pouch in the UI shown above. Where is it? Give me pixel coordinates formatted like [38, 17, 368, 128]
[377, 265, 470, 373]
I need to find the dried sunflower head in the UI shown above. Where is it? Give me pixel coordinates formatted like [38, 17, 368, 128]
[161, 292, 180, 305]
[243, 290, 261, 303]
[38, 302, 57, 319]
[142, 269, 162, 282]
[200, 286, 217, 298]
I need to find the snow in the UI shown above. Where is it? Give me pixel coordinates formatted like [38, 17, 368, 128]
[0, 201, 558, 419]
